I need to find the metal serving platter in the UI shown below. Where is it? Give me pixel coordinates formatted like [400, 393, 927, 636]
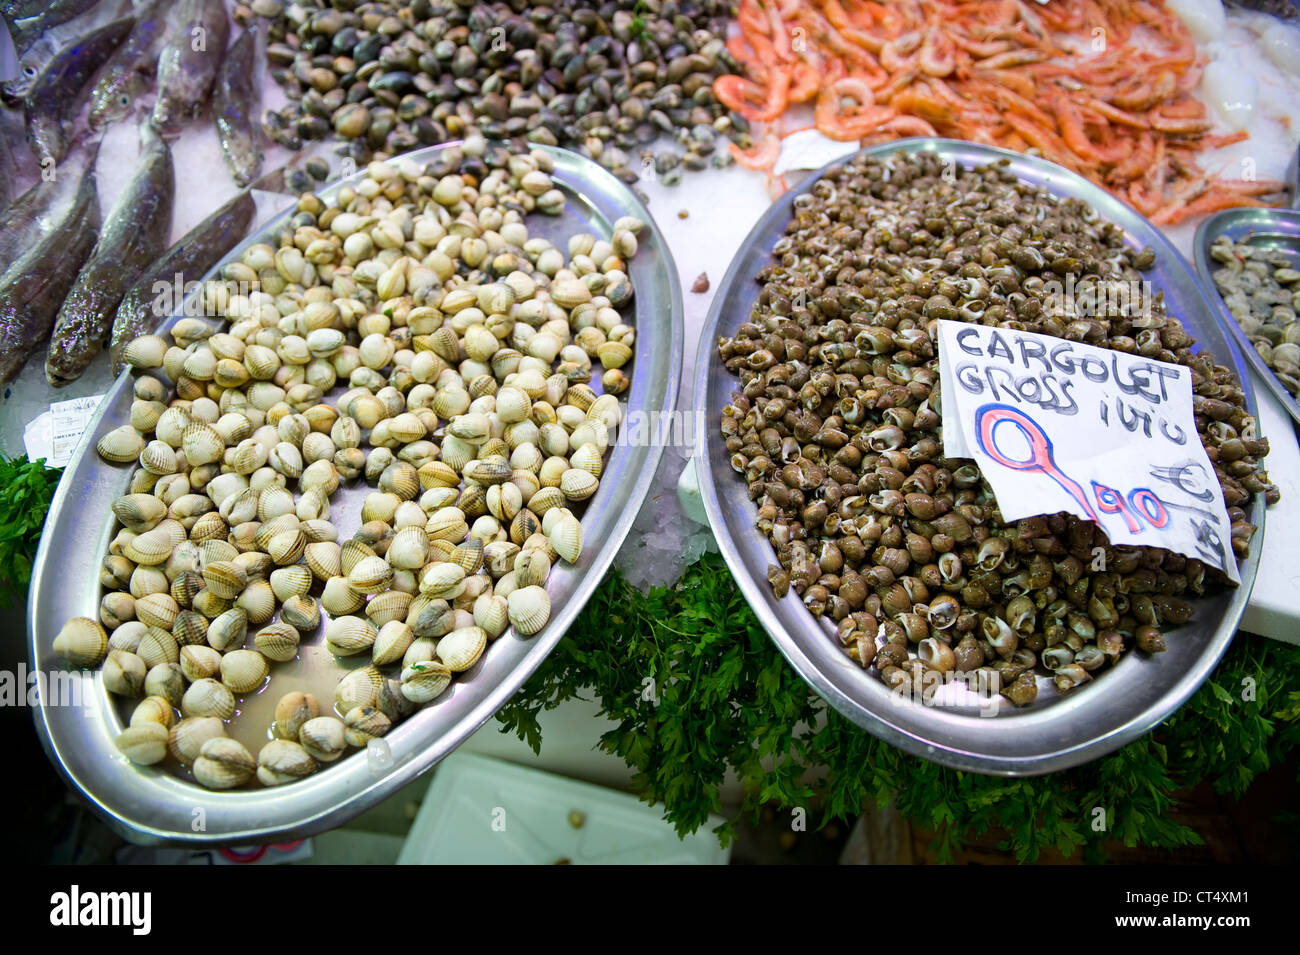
[1194, 207, 1300, 428]
[29, 142, 684, 844]
[695, 138, 1264, 776]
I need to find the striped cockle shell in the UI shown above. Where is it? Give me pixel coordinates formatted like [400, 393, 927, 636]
[473, 593, 509, 639]
[420, 562, 466, 599]
[206, 608, 247, 653]
[340, 539, 377, 577]
[135, 592, 180, 631]
[270, 564, 313, 602]
[507, 586, 550, 636]
[568, 440, 604, 478]
[255, 622, 302, 662]
[108, 620, 147, 654]
[139, 440, 178, 476]
[372, 620, 415, 666]
[305, 541, 343, 580]
[281, 594, 320, 632]
[426, 506, 469, 542]
[113, 493, 167, 532]
[321, 575, 366, 616]
[435, 625, 487, 672]
[220, 649, 269, 693]
[137, 626, 180, 668]
[171, 609, 208, 646]
[299, 716, 347, 762]
[451, 538, 485, 574]
[130, 695, 176, 730]
[418, 460, 460, 490]
[145, 663, 185, 707]
[124, 334, 168, 370]
[267, 528, 306, 565]
[182, 422, 225, 467]
[514, 548, 551, 588]
[387, 526, 430, 570]
[180, 644, 222, 682]
[549, 512, 582, 564]
[407, 597, 455, 638]
[464, 458, 511, 486]
[236, 579, 276, 624]
[202, 560, 247, 600]
[559, 467, 598, 502]
[348, 554, 393, 595]
[167, 716, 225, 764]
[334, 664, 382, 713]
[483, 541, 521, 577]
[182, 678, 236, 720]
[344, 705, 391, 747]
[273, 691, 320, 740]
[194, 737, 257, 790]
[103, 649, 147, 697]
[116, 723, 169, 765]
[189, 511, 228, 543]
[400, 660, 452, 704]
[325, 615, 378, 656]
[526, 485, 565, 515]
[257, 739, 318, 786]
[98, 426, 147, 464]
[366, 589, 414, 627]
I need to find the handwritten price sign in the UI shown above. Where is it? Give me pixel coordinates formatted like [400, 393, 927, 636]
[937, 320, 1239, 584]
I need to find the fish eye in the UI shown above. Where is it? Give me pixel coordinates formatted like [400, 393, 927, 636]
[24, 66, 36, 76]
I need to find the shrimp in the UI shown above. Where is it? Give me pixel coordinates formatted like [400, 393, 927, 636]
[815, 78, 895, 141]
[730, 134, 782, 172]
[919, 26, 956, 77]
[715, 71, 790, 124]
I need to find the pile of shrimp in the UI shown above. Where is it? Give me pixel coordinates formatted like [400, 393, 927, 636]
[716, 0, 1286, 223]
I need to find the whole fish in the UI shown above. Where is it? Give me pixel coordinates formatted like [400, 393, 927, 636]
[0, 150, 101, 385]
[2, 0, 124, 103]
[0, 141, 98, 277]
[152, 0, 229, 134]
[46, 126, 174, 385]
[24, 15, 134, 167]
[213, 24, 262, 186]
[88, 1, 169, 129]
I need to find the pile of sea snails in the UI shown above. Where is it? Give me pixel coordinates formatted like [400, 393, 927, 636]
[1208, 234, 1300, 398]
[717, 152, 1280, 708]
[252, 0, 747, 191]
[52, 141, 639, 789]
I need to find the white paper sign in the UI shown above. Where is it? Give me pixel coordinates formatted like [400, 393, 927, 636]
[773, 129, 862, 177]
[936, 321, 1239, 584]
[23, 395, 105, 469]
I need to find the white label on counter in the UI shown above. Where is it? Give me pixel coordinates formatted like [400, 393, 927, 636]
[936, 321, 1239, 583]
[24, 394, 105, 468]
[772, 129, 861, 177]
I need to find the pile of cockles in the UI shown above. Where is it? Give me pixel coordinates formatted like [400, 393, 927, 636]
[717, 152, 1279, 708]
[1208, 234, 1300, 397]
[51, 141, 640, 789]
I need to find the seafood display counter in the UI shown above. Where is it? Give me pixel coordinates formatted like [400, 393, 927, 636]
[3, 0, 1300, 853]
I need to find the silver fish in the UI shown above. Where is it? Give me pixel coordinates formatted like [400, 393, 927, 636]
[0, 140, 97, 277]
[213, 24, 262, 186]
[0, 146, 101, 385]
[151, 0, 229, 134]
[46, 126, 174, 386]
[24, 15, 134, 167]
[87, 1, 169, 129]
[2, 0, 125, 103]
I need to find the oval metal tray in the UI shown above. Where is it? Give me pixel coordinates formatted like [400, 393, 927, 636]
[1194, 207, 1300, 428]
[29, 143, 684, 844]
[695, 138, 1264, 776]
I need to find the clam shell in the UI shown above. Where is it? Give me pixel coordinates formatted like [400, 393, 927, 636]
[299, 716, 347, 762]
[507, 586, 551, 636]
[270, 564, 313, 602]
[98, 426, 147, 464]
[137, 626, 180, 668]
[200, 539, 239, 565]
[407, 597, 455, 638]
[526, 485, 565, 515]
[305, 541, 343, 580]
[108, 620, 146, 653]
[255, 622, 302, 662]
[325, 615, 378, 656]
[321, 575, 366, 615]
[348, 554, 394, 595]
[130, 695, 176, 729]
[560, 468, 599, 501]
[206, 607, 247, 652]
[202, 560, 247, 600]
[377, 677, 417, 721]
[334, 664, 383, 713]
[340, 539, 377, 577]
[236, 579, 276, 624]
[366, 589, 413, 626]
[344, 705, 392, 747]
[473, 593, 509, 639]
[53, 617, 108, 668]
[400, 660, 453, 703]
[281, 594, 320, 631]
[194, 737, 257, 789]
[436, 625, 487, 672]
[514, 549, 551, 588]
[451, 538, 485, 574]
[549, 513, 582, 564]
[273, 691, 320, 740]
[182, 422, 225, 467]
[568, 440, 604, 478]
[267, 528, 307, 565]
[189, 511, 228, 543]
[420, 562, 466, 599]
[124, 334, 167, 370]
[167, 716, 226, 764]
[256, 739, 318, 786]
[220, 649, 269, 693]
[182, 678, 236, 720]
[103, 649, 147, 697]
[116, 723, 169, 765]
[180, 644, 223, 682]
[426, 506, 469, 542]
[145, 663, 185, 707]
[113, 493, 167, 532]
[372, 620, 415, 666]
[387, 526, 430, 570]
[418, 461, 460, 490]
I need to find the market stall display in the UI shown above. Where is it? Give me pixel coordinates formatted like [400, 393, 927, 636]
[697, 138, 1271, 773]
[28, 141, 683, 841]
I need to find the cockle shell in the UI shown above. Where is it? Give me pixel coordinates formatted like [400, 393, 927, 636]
[182, 422, 225, 466]
[322, 575, 366, 615]
[408, 597, 455, 638]
[435, 625, 487, 672]
[53, 618, 108, 668]
[103, 649, 147, 697]
[257, 739, 318, 786]
[281, 594, 320, 631]
[387, 526, 429, 570]
[400, 660, 453, 703]
[372, 620, 415, 665]
[202, 560, 247, 600]
[145, 662, 185, 706]
[180, 644, 223, 682]
[348, 554, 394, 595]
[305, 541, 343, 580]
[182, 678, 236, 720]
[266, 690, 318, 739]
[206, 608, 247, 653]
[221, 649, 269, 693]
[549, 512, 582, 564]
[343, 705, 391, 747]
[255, 622, 302, 662]
[270, 564, 313, 602]
[366, 590, 413, 626]
[335, 664, 383, 713]
[473, 594, 509, 639]
[420, 562, 466, 599]
[113, 493, 167, 532]
[137, 626, 180, 668]
[325, 616, 378, 656]
[116, 723, 170, 765]
[340, 539, 377, 577]
[299, 716, 347, 762]
[167, 716, 226, 763]
[99, 426, 148, 464]
[507, 586, 550, 636]
[194, 737, 257, 789]
[130, 695, 176, 729]
[559, 468, 598, 501]
[236, 579, 276, 624]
